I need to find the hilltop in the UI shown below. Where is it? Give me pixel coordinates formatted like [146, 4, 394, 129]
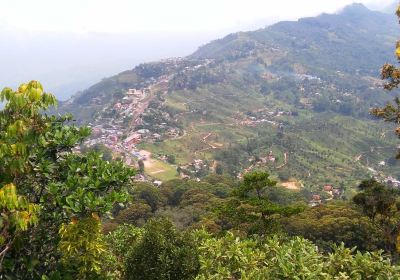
[61, 3, 400, 198]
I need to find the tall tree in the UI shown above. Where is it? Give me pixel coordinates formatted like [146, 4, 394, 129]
[0, 81, 135, 278]
[215, 171, 303, 235]
[372, 5, 400, 157]
[353, 179, 400, 259]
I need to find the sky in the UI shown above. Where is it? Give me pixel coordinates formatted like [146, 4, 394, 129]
[0, 0, 395, 34]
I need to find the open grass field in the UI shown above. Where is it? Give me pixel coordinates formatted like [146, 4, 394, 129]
[143, 157, 179, 181]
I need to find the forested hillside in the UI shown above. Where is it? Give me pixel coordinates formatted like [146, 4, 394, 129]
[59, 4, 400, 197]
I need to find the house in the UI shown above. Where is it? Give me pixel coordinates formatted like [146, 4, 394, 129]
[323, 185, 333, 192]
[114, 103, 122, 110]
[127, 89, 143, 96]
[158, 79, 169, 88]
[122, 96, 132, 104]
[109, 135, 118, 143]
[332, 188, 343, 198]
[152, 133, 162, 140]
[181, 174, 190, 180]
[124, 133, 141, 146]
[309, 200, 320, 207]
[268, 151, 276, 162]
[312, 194, 321, 201]
[137, 129, 150, 135]
[384, 176, 400, 188]
[92, 127, 103, 136]
[153, 180, 163, 187]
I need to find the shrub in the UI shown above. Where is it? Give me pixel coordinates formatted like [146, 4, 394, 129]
[124, 218, 199, 280]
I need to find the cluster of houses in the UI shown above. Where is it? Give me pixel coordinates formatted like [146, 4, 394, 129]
[238, 108, 292, 127]
[79, 57, 225, 185]
[309, 185, 344, 207]
[178, 159, 209, 179]
[83, 76, 174, 172]
[238, 151, 280, 179]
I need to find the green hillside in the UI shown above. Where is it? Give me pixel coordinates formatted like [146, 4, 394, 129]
[60, 3, 400, 192]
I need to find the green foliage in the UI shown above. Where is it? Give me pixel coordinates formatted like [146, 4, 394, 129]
[353, 179, 400, 257]
[138, 159, 145, 173]
[0, 184, 39, 234]
[166, 154, 176, 164]
[124, 218, 199, 280]
[53, 152, 133, 217]
[0, 81, 58, 180]
[0, 184, 39, 268]
[104, 224, 144, 279]
[58, 216, 106, 279]
[82, 143, 113, 161]
[0, 81, 135, 278]
[284, 203, 383, 252]
[215, 171, 303, 235]
[116, 203, 152, 226]
[106, 224, 143, 262]
[371, 4, 400, 158]
[237, 171, 277, 199]
[194, 231, 400, 279]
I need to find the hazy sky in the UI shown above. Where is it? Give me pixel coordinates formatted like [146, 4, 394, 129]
[0, 0, 395, 34]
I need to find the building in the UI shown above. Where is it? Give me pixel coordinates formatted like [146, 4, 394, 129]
[114, 103, 122, 110]
[124, 133, 141, 146]
[109, 135, 118, 143]
[127, 89, 144, 96]
[312, 194, 321, 201]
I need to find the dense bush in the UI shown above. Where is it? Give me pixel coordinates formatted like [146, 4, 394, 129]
[194, 231, 400, 279]
[124, 218, 200, 280]
[283, 203, 384, 252]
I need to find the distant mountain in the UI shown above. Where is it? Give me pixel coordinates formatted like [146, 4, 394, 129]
[61, 4, 400, 190]
[192, 3, 397, 72]
[0, 29, 222, 100]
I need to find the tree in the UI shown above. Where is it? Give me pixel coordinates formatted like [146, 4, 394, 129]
[283, 203, 383, 252]
[124, 218, 199, 280]
[215, 163, 223, 175]
[167, 154, 176, 164]
[57, 216, 106, 279]
[371, 5, 400, 157]
[195, 231, 400, 279]
[0, 81, 135, 278]
[85, 143, 113, 161]
[353, 179, 400, 258]
[116, 203, 153, 226]
[104, 224, 144, 279]
[215, 171, 303, 235]
[138, 159, 145, 173]
[0, 184, 39, 270]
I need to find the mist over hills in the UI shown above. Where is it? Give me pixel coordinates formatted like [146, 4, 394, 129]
[0, 29, 225, 100]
